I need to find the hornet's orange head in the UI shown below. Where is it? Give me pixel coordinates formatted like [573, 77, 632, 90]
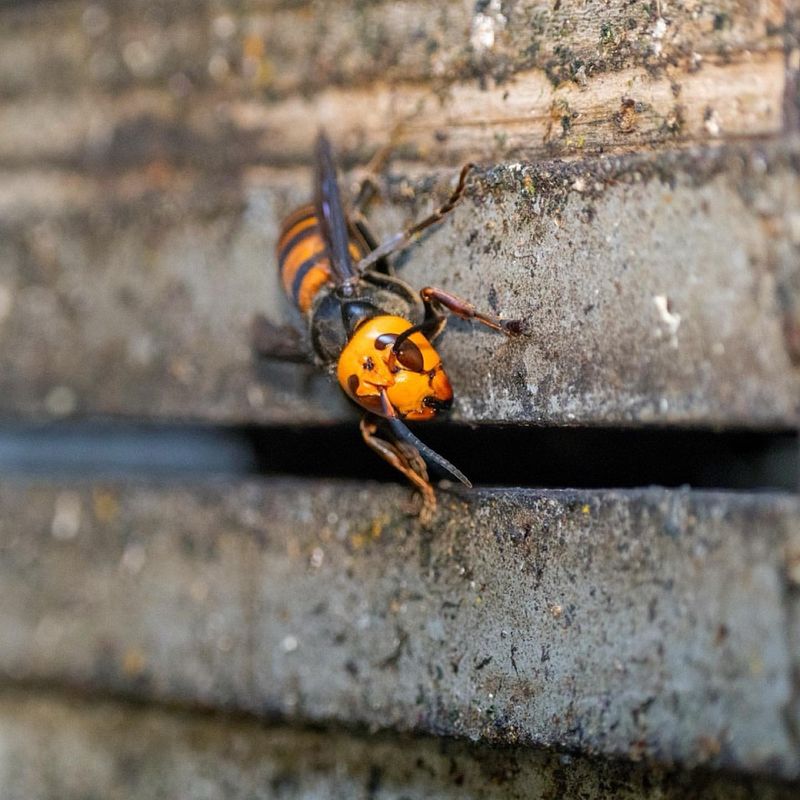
[336, 315, 453, 420]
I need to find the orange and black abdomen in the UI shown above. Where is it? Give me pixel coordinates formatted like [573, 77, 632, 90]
[277, 204, 366, 313]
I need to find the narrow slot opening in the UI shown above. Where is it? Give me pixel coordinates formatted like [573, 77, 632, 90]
[0, 422, 796, 492]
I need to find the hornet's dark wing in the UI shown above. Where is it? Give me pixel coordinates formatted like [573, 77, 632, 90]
[314, 132, 357, 284]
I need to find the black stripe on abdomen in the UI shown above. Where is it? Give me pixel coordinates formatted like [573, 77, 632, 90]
[290, 253, 328, 302]
[277, 218, 319, 264]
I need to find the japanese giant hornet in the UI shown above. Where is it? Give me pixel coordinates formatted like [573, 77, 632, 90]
[253, 132, 525, 520]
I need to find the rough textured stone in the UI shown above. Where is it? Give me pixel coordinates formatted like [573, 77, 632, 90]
[0, 690, 797, 799]
[0, 481, 797, 777]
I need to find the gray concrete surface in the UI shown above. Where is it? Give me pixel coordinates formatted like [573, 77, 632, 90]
[0, 689, 797, 799]
[0, 480, 797, 778]
[1, 142, 798, 427]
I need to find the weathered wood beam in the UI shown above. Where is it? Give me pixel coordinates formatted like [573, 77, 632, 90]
[0, 689, 797, 799]
[1, 142, 798, 426]
[0, 52, 786, 167]
[0, 0, 789, 168]
[0, 480, 798, 778]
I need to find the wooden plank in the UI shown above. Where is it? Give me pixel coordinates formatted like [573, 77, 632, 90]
[0, 480, 798, 778]
[0, 53, 785, 168]
[0, 0, 788, 168]
[0, 689, 797, 799]
[1, 142, 798, 426]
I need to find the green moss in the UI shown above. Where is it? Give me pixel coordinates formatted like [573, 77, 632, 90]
[713, 12, 731, 31]
[599, 22, 616, 46]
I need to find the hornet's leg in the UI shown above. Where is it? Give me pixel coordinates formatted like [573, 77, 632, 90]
[360, 416, 436, 523]
[420, 287, 528, 336]
[251, 314, 311, 363]
[349, 130, 405, 276]
[355, 163, 475, 274]
[351, 136, 398, 214]
[351, 120, 414, 213]
[394, 313, 448, 347]
[350, 218, 392, 275]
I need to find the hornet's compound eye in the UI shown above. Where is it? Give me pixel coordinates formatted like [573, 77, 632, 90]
[375, 333, 425, 372]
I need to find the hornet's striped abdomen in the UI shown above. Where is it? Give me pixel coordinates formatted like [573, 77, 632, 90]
[277, 204, 367, 313]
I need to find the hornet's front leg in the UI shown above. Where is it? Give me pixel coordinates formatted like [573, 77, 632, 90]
[355, 163, 475, 274]
[420, 287, 528, 337]
[360, 416, 437, 524]
[350, 134, 399, 215]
